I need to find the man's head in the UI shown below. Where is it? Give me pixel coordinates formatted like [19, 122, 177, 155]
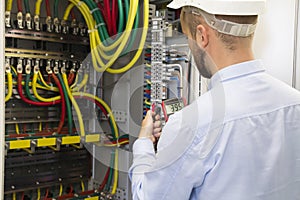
[168, 0, 266, 78]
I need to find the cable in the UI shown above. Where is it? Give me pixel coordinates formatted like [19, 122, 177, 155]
[37, 188, 41, 200]
[71, 74, 89, 92]
[54, 0, 59, 18]
[6, 0, 13, 11]
[59, 183, 63, 196]
[35, 0, 43, 16]
[12, 193, 16, 200]
[72, 92, 118, 138]
[105, 150, 115, 191]
[25, 73, 39, 102]
[111, 149, 118, 194]
[44, 189, 49, 199]
[32, 71, 61, 102]
[105, 0, 149, 74]
[111, 0, 117, 35]
[62, 72, 85, 136]
[17, 0, 22, 12]
[5, 68, 13, 102]
[45, 0, 51, 17]
[51, 73, 66, 134]
[24, 0, 30, 13]
[99, 167, 110, 191]
[38, 71, 58, 91]
[117, 0, 124, 34]
[63, 3, 75, 21]
[57, 73, 73, 134]
[81, 180, 85, 192]
[17, 73, 61, 106]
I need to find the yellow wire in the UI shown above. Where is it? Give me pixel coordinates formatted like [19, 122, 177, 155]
[146, 79, 151, 85]
[5, 71, 13, 102]
[12, 193, 16, 200]
[104, 140, 129, 147]
[12, 80, 58, 92]
[106, 0, 149, 74]
[111, 149, 118, 194]
[69, 0, 139, 72]
[62, 73, 85, 136]
[144, 100, 151, 106]
[39, 122, 42, 131]
[38, 71, 57, 90]
[35, 0, 43, 16]
[71, 74, 89, 92]
[59, 183, 63, 196]
[6, 0, 13, 11]
[11, 65, 17, 75]
[81, 180, 85, 192]
[32, 72, 61, 102]
[72, 92, 118, 138]
[70, 72, 79, 89]
[37, 188, 41, 200]
[15, 124, 20, 134]
[63, 3, 75, 21]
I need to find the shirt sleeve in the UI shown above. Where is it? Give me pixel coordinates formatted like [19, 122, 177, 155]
[129, 111, 198, 200]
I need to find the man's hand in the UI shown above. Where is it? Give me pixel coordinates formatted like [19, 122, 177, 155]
[139, 110, 162, 143]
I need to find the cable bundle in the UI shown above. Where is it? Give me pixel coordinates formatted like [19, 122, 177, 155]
[68, 0, 149, 73]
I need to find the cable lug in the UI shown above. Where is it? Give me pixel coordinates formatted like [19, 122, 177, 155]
[25, 13, 32, 30]
[17, 12, 24, 29]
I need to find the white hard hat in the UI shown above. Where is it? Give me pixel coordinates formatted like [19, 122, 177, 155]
[167, 0, 266, 37]
[167, 0, 266, 15]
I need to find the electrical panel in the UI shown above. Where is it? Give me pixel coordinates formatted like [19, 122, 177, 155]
[3, 0, 198, 199]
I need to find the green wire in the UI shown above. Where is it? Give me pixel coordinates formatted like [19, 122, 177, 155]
[105, 150, 115, 191]
[124, 0, 129, 22]
[25, 74, 39, 102]
[57, 73, 73, 134]
[54, 0, 59, 18]
[117, 0, 124, 34]
[24, 0, 30, 13]
[121, 3, 139, 56]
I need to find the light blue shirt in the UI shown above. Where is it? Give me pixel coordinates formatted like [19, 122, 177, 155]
[129, 60, 300, 200]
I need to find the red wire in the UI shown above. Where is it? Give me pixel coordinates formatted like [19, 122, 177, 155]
[99, 167, 110, 191]
[45, 0, 51, 17]
[17, 0, 22, 12]
[103, 0, 113, 36]
[70, 9, 76, 20]
[51, 73, 66, 134]
[111, 0, 117, 36]
[21, 192, 24, 200]
[17, 73, 61, 106]
[67, 72, 75, 85]
[43, 189, 49, 200]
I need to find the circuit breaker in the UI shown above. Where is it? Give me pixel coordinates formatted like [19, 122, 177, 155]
[2, 0, 198, 199]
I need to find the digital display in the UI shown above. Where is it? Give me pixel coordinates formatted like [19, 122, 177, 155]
[165, 102, 184, 115]
[162, 98, 185, 121]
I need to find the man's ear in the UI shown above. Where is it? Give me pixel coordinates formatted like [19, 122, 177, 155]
[196, 24, 209, 49]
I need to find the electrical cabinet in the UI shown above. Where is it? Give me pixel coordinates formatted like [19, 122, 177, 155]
[1, 0, 192, 199]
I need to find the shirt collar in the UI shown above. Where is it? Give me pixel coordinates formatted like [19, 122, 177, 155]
[208, 60, 265, 89]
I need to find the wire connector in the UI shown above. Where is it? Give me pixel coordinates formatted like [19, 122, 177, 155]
[5, 58, 11, 73]
[25, 59, 32, 74]
[46, 16, 53, 32]
[5, 11, 11, 28]
[25, 13, 32, 30]
[34, 15, 40, 31]
[17, 12, 24, 29]
[17, 59, 23, 73]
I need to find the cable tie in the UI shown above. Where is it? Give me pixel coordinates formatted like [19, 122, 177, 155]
[95, 23, 105, 29]
[88, 29, 97, 34]
[90, 7, 99, 14]
[77, 1, 83, 7]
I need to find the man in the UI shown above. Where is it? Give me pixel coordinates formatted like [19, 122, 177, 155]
[129, 0, 300, 199]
